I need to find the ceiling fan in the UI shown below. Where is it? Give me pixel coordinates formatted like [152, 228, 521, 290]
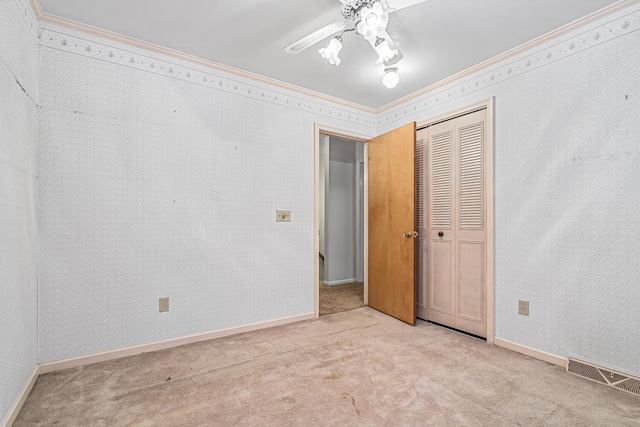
[284, 0, 429, 88]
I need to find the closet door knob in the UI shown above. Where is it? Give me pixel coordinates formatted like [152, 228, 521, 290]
[438, 231, 444, 237]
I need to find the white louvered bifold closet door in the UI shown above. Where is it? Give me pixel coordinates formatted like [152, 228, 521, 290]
[454, 111, 486, 337]
[426, 119, 456, 327]
[421, 108, 487, 337]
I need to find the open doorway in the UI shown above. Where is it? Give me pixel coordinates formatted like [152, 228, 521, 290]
[318, 133, 366, 315]
[315, 123, 417, 323]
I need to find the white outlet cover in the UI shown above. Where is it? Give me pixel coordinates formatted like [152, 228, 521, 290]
[276, 210, 291, 222]
[518, 300, 529, 316]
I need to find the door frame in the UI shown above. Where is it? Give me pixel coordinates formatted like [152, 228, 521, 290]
[416, 97, 495, 344]
[314, 124, 371, 317]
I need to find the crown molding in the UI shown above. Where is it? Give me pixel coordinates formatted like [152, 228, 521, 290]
[27, 0, 640, 117]
[28, 0, 376, 115]
[375, 0, 640, 113]
[37, 23, 377, 128]
[376, 5, 639, 128]
[27, 0, 42, 16]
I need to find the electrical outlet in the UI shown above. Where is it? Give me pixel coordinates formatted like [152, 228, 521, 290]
[159, 297, 169, 313]
[276, 210, 291, 222]
[518, 300, 529, 316]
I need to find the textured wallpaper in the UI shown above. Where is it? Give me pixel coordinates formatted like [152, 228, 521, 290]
[36, 22, 375, 363]
[0, 0, 39, 421]
[22, 0, 640, 380]
[379, 4, 640, 376]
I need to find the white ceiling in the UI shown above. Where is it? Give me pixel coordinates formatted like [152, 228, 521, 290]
[38, 0, 620, 109]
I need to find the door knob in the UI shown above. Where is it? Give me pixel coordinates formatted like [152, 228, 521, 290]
[438, 231, 444, 237]
[403, 231, 411, 238]
[413, 231, 419, 238]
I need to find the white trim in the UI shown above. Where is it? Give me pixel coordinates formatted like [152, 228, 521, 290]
[377, 0, 640, 113]
[363, 142, 369, 306]
[38, 312, 314, 374]
[316, 126, 373, 141]
[28, 1, 374, 114]
[314, 125, 371, 317]
[1, 313, 315, 422]
[1, 365, 40, 427]
[28, 0, 638, 114]
[28, 0, 42, 16]
[485, 98, 495, 346]
[494, 337, 568, 368]
[416, 99, 491, 129]
[417, 98, 495, 343]
[314, 124, 321, 318]
[323, 278, 359, 286]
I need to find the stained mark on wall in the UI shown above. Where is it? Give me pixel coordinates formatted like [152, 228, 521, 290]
[13, 75, 35, 104]
[573, 151, 635, 163]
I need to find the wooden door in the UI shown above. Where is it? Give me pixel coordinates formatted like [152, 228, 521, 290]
[426, 109, 488, 337]
[368, 122, 416, 325]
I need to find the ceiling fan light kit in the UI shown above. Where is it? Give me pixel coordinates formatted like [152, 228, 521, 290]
[382, 67, 400, 88]
[288, 0, 429, 89]
[319, 37, 344, 65]
[356, 2, 390, 40]
[374, 38, 398, 64]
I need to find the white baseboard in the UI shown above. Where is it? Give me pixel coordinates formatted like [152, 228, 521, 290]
[1, 365, 40, 427]
[38, 312, 315, 374]
[1, 313, 315, 423]
[494, 337, 568, 368]
[323, 278, 358, 286]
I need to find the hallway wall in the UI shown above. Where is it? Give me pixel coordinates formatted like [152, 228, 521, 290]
[326, 158, 356, 283]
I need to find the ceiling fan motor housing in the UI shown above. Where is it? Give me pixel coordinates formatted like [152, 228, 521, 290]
[341, 0, 378, 20]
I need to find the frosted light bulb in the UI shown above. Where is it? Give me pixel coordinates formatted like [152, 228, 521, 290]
[382, 68, 400, 88]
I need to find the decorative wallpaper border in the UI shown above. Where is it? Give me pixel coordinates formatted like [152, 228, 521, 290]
[15, 0, 38, 40]
[35, 22, 377, 129]
[17, 0, 640, 131]
[377, 6, 640, 127]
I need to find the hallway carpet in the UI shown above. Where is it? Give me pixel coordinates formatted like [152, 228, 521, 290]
[319, 281, 366, 315]
[16, 308, 639, 426]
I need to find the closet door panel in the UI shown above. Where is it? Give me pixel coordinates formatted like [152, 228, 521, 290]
[455, 109, 487, 338]
[426, 120, 456, 328]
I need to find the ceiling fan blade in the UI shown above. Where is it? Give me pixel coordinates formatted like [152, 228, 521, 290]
[284, 21, 347, 54]
[382, 0, 430, 12]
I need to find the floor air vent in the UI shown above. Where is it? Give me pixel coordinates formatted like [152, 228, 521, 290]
[567, 358, 640, 397]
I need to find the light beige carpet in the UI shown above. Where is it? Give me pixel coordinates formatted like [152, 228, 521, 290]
[319, 281, 366, 315]
[16, 308, 640, 426]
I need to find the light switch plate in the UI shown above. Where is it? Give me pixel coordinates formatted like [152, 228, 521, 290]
[159, 297, 169, 312]
[276, 210, 291, 222]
